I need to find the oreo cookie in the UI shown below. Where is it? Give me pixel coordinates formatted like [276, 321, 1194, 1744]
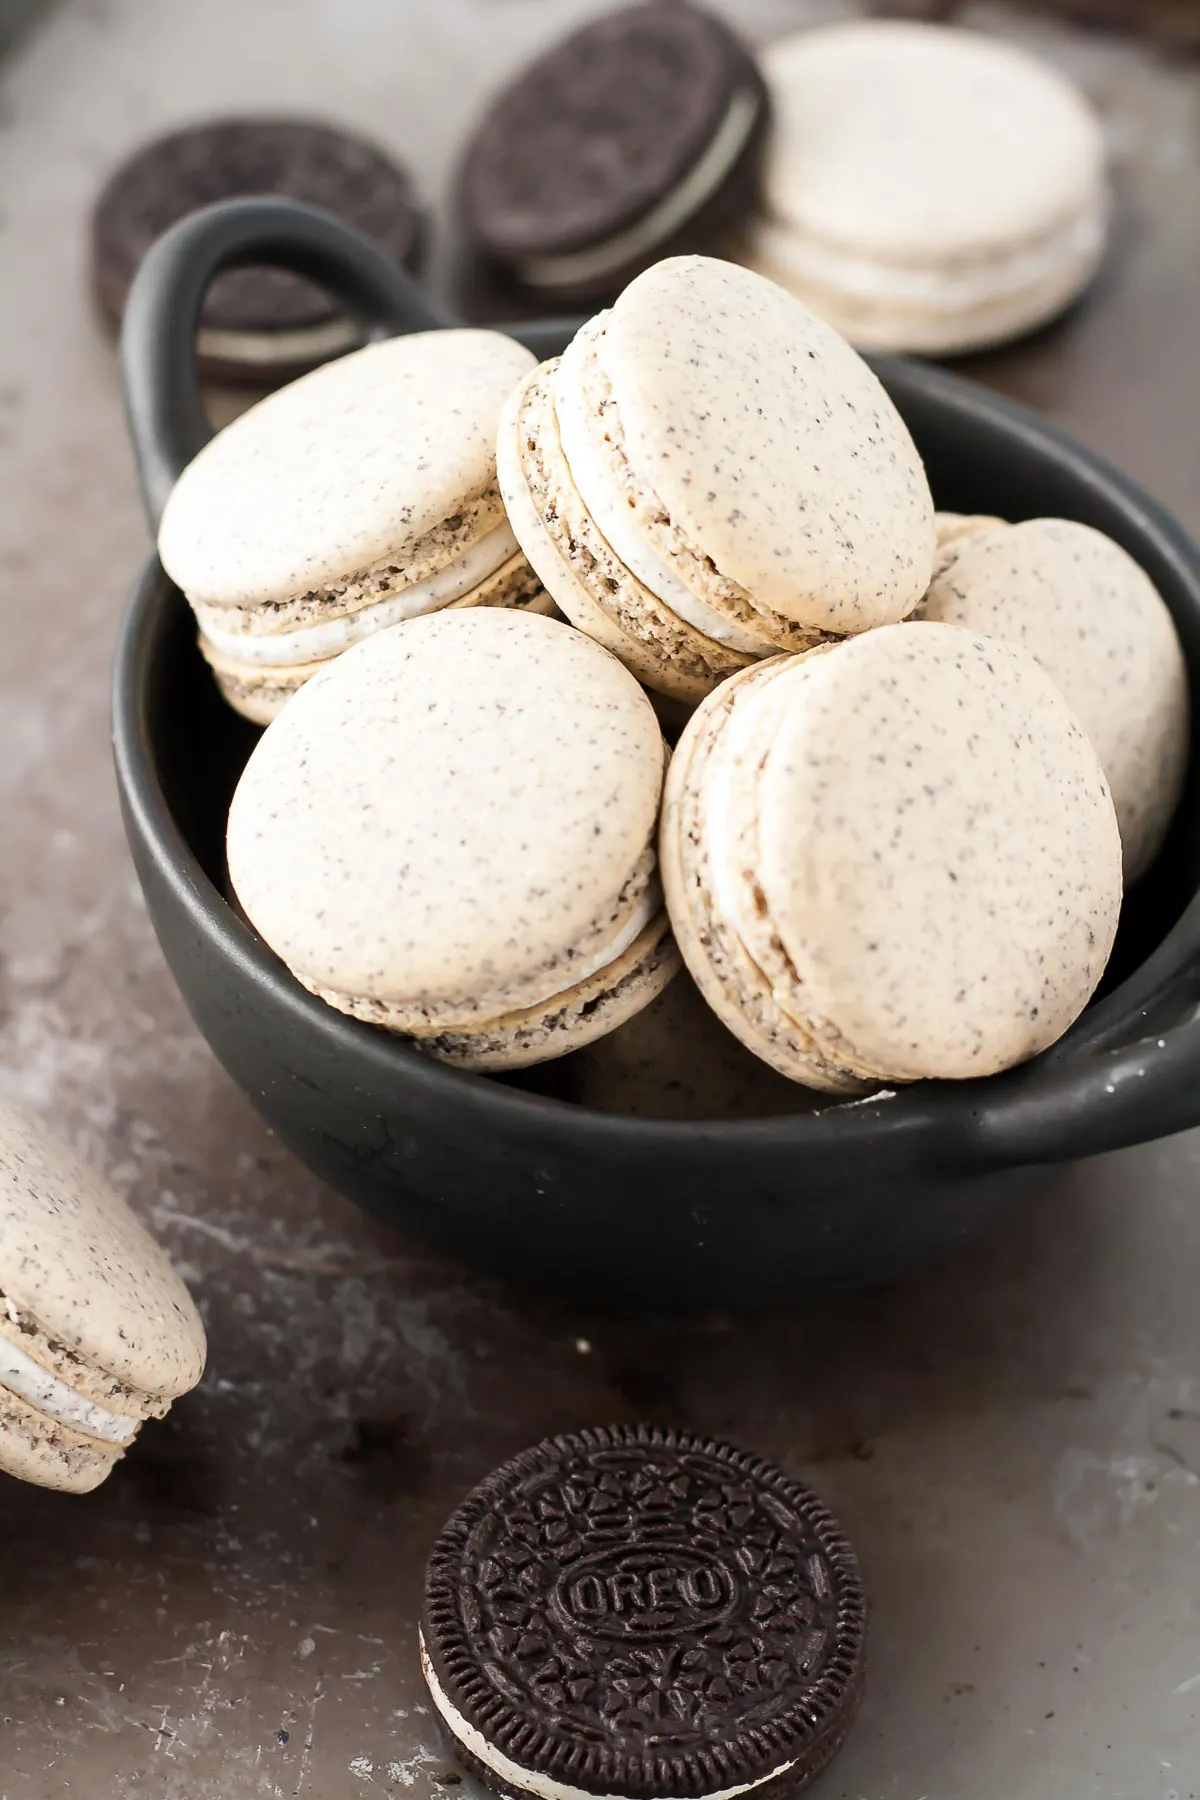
[458, 2, 769, 305]
[420, 1425, 865, 1800]
[92, 118, 426, 383]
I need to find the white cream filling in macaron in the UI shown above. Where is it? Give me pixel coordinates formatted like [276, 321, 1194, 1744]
[420, 1634, 798, 1800]
[553, 331, 775, 655]
[518, 86, 761, 292]
[753, 193, 1106, 314]
[0, 1332, 140, 1445]
[199, 523, 520, 668]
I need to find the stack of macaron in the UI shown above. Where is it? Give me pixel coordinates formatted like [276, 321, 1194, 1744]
[202, 251, 1187, 1103]
[742, 20, 1110, 357]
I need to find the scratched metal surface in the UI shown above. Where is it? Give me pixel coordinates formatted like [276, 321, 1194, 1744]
[0, 3, 1199, 1796]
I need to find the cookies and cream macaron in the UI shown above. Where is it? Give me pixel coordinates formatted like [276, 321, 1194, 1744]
[228, 609, 680, 1069]
[158, 329, 549, 723]
[921, 518, 1189, 881]
[661, 622, 1122, 1092]
[498, 255, 934, 702]
[0, 1097, 206, 1493]
[746, 21, 1109, 356]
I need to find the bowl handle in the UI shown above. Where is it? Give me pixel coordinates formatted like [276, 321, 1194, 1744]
[968, 967, 1200, 1166]
[119, 194, 581, 536]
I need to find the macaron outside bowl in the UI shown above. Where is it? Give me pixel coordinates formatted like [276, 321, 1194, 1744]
[113, 200, 1200, 1310]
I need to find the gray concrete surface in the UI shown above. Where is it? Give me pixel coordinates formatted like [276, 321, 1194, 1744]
[0, 0, 47, 58]
[0, 3, 1198, 1796]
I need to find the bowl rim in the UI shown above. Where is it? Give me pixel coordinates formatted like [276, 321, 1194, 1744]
[113, 354, 1200, 1170]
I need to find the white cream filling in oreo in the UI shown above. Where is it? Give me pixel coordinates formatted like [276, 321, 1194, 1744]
[196, 315, 362, 369]
[753, 192, 1107, 313]
[0, 1333, 139, 1445]
[420, 1634, 798, 1800]
[553, 333, 775, 655]
[199, 524, 520, 668]
[519, 86, 761, 292]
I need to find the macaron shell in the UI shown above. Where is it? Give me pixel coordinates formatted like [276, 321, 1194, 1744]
[228, 609, 667, 1008]
[199, 551, 552, 725]
[0, 1098, 206, 1400]
[0, 1384, 117, 1494]
[744, 203, 1105, 357]
[757, 624, 1122, 1081]
[203, 659, 310, 726]
[372, 913, 682, 1071]
[660, 657, 874, 1092]
[158, 329, 536, 608]
[601, 256, 934, 629]
[563, 966, 823, 1119]
[760, 22, 1105, 266]
[558, 316, 827, 654]
[921, 519, 1189, 882]
[935, 512, 1007, 552]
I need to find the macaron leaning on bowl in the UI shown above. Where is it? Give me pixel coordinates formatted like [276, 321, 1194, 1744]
[157, 329, 550, 723]
[661, 621, 1124, 1092]
[226, 608, 680, 1069]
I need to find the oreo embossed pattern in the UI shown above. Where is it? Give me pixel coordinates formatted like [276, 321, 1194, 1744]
[420, 1425, 866, 1799]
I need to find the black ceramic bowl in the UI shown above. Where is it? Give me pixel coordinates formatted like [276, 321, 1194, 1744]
[113, 199, 1200, 1309]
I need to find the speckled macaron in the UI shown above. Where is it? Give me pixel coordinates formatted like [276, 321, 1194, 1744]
[0, 1097, 206, 1493]
[935, 511, 1007, 555]
[932, 511, 1010, 578]
[498, 254, 934, 703]
[661, 622, 1123, 1091]
[744, 21, 1109, 356]
[921, 517, 1189, 881]
[227, 608, 680, 1069]
[158, 329, 550, 723]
